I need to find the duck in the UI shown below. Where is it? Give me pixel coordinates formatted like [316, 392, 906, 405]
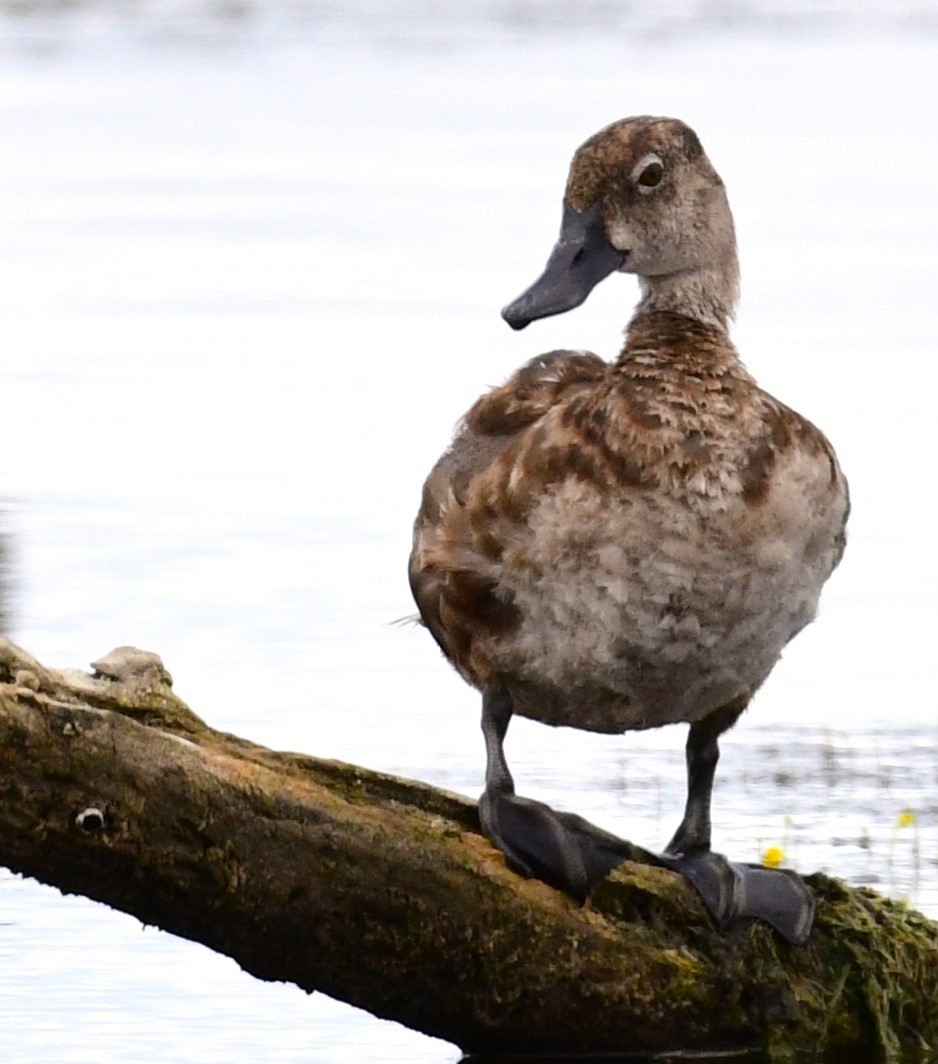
[409, 115, 849, 944]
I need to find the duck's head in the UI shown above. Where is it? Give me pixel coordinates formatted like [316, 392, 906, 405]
[502, 116, 738, 331]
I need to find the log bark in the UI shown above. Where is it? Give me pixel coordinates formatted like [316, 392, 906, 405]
[0, 637, 935, 1060]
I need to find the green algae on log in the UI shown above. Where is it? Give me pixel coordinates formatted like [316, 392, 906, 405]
[0, 636, 936, 1060]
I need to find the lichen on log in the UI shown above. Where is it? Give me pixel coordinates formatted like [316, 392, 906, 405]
[0, 636, 936, 1060]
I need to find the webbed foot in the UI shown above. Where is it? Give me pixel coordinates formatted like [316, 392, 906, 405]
[478, 688, 645, 903]
[658, 704, 815, 943]
[658, 849, 815, 945]
[479, 789, 638, 904]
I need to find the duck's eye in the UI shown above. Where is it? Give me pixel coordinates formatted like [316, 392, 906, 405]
[637, 161, 664, 188]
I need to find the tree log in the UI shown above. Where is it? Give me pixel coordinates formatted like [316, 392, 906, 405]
[0, 637, 935, 1060]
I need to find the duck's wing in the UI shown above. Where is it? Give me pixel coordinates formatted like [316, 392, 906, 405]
[409, 350, 608, 671]
[748, 393, 850, 651]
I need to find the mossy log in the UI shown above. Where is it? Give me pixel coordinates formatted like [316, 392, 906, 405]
[0, 637, 935, 1060]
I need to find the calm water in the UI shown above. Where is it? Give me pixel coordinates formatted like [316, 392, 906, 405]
[1, 5, 937, 1062]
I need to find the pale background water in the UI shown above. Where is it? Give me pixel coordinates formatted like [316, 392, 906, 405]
[1, 2, 937, 1061]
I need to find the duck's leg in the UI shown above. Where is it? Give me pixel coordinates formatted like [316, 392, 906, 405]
[478, 688, 633, 904]
[661, 701, 815, 944]
[665, 700, 743, 858]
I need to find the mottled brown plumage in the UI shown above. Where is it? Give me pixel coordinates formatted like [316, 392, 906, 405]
[408, 116, 848, 937]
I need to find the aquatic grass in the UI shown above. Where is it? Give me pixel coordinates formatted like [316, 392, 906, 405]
[888, 809, 921, 901]
[597, 727, 937, 913]
[753, 804, 929, 912]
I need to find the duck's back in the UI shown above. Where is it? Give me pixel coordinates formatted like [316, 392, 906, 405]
[410, 313, 848, 734]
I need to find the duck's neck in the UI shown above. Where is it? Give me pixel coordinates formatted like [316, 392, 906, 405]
[635, 254, 740, 333]
[617, 305, 749, 381]
[613, 308, 754, 436]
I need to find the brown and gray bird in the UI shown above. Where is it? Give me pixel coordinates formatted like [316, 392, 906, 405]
[409, 116, 848, 943]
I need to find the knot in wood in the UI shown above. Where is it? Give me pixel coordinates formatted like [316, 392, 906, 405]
[75, 808, 106, 836]
[91, 647, 173, 688]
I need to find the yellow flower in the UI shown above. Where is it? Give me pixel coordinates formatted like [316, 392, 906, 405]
[898, 810, 917, 828]
[762, 846, 785, 868]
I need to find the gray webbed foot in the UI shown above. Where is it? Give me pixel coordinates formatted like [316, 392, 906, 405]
[657, 850, 815, 945]
[660, 704, 815, 944]
[732, 861, 816, 944]
[480, 688, 639, 903]
[479, 790, 633, 903]
[478, 690, 815, 940]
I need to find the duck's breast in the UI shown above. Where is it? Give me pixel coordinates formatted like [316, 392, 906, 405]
[411, 358, 848, 734]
